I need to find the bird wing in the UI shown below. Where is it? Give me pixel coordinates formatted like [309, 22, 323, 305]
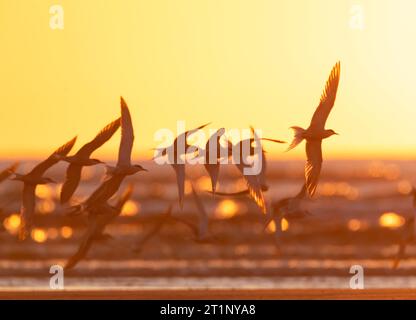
[392, 239, 408, 270]
[115, 184, 134, 211]
[77, 118, 121, 157]
[0, 162, 18, 183]
[65, 218, 98, 270]
[18, 184, 36, 240]
[236, 163, 266, 214]
[60, 164, 83, 204]
[309, 62, 341, 130]
[173, 164, 185, 208]
[134, 205, 172, 252]
[30, 137, 77, 177]
[305, 140, 323, 197]
[175, 122, 211, 148]
[185, 122, 211, 140]
[295, 184, 307, 199]
[117, 97, 134, 166]
[191, 184, 209, 239]
[86, 174, 125, 206]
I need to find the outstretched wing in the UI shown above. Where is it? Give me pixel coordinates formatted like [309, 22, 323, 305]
[191, 184, 209, 239]
[85, 174, 125, 206]
[115, 184, 134, 211]
[117, 97, 134, 166]
[60, 164, 83, 204]
[173, 164, 185, 209]
[77, 118, 121, 157]
[18, 184, 36, 240]
[30, 137, 77, 177]
[134, 205, 172, 252]
[305, 140, 323, 197]
[65, 218, 98, 270]
[0, 162, 18, 183]
[309, 62, 341, 130]
[236, 163, 266, 214]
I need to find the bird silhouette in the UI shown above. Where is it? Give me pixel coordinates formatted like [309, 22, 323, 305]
[196, 128, 227, 195]
[214, 127, 285, 214]
[264, 184, 309, 232]
[65, 185, 134, 270]
[67, 97, 146, 215]
[60, 118, 121, 204]
[287, 62, 341, 197]
[105, 97, 147, 177]
[392, 188, 416, 269]
[155, 122, 210, 208]
[12, 137, 77, 240]
[133, 204, 173, 253]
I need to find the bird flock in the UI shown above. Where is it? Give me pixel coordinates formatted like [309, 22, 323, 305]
[0, 61, 413, 270]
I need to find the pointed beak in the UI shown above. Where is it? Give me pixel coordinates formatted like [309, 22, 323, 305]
[335, 132, 340, 135]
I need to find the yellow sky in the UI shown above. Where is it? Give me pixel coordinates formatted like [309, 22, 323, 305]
[1, 0, 416, 160]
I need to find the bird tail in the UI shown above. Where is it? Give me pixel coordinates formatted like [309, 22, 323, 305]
[286, 127, 306, 152]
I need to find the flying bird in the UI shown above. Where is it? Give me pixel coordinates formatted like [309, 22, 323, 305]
[287, 62, 341, 197]
[264, 184, 310, 232]
[392, 188, 416, 269]
[155, 122, 210, 208]
[12, 137, 77, 240]
[198, 128, 226, 194]
[67, 97, 146, 215]
[105, 97, 147, 177]
[65, 185, 134, 270]
[60, 118, 121, 204]
[133, 204, 173, 253]
[214, 127, 285, 214]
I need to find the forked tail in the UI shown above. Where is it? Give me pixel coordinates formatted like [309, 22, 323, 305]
[286, 126, 306, 152]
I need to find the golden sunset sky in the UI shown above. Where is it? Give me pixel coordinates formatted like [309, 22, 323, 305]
[1, 0, 416, 160]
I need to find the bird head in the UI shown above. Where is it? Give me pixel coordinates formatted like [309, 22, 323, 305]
[325, 129, 339, 137]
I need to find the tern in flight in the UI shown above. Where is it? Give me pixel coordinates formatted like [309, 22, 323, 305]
[287, 62, 341, 197]
[67, 97, 146, 215]
[60, 118, 121, 204]
[105, 97, 147, 177]
[392, 188, 416, 269]
[198, 128, 227, 194]
[214, 127, 285, 214]
[155, 122, 210, 208]
[65, 185, 134, 270]
[12, 137, 77, 240]
[133, 204, 173, 254]
[264, 184, 310, 247]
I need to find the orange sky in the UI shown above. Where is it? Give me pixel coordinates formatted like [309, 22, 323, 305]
[1, 0, 416, 160]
